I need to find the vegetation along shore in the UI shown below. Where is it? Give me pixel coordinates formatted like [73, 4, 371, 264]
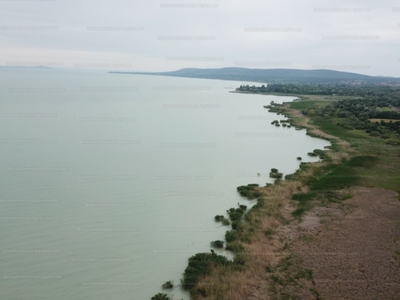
[152, 82, 400, 300]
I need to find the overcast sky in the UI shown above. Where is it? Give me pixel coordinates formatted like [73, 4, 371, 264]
[0, 0, 399, 76]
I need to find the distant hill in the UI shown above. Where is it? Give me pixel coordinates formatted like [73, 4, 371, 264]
[110, 67, 400, 84]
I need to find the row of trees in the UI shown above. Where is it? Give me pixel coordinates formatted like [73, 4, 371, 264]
[237, 83, 400, 107]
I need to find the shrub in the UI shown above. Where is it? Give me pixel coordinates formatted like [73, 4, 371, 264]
[214, 215, 224, 222]
[151, 293, 171, 300]
[238, 204, 247, 210]
[210, 240, 224, 248]
[162, 281, 173, 289]
[297, 157, 302, 160]
[271, 168, 278, 173]
[221, 218, 230, 226]
[369, 131, 380, 137]
[252, 198, 264, 209]
[231, 220, 241, 230]
[236, 184, 260, 199]
[215, 215, 230, 225]
[227, 207, 245, 221]
[269, 172, 283, 179]
[225, 230, 238, 242]
[385, 139, 400, 145]
[181, 252, 231, 290]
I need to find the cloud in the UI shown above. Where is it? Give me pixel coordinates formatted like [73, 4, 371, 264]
[0, 0, 399, 76]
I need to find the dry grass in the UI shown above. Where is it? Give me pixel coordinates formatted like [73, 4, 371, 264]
[192, 180, 307, 300]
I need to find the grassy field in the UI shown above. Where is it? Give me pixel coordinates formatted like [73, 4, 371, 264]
[292, 94, 359, 102]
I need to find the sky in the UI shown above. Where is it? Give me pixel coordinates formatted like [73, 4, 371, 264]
[0, 0, 399, 76]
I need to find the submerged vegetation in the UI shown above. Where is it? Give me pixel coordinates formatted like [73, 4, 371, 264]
[161, 281, 174, 289]
[269, 168, 283, 179]
[151, 293, 171, 300]
[236, 184, 261, 199]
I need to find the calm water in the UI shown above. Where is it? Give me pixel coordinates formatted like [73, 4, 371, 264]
[0, 68, 329, 300]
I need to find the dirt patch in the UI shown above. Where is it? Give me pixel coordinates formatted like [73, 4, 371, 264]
[293, 187, 400, 300]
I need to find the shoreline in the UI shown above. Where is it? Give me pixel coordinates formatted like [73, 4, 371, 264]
[174, 93, 400, 299]
[152, 92, 400, 300]
[152, 94, 331, 300]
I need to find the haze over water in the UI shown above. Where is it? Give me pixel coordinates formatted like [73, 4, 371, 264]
[0, 69, 329, 300]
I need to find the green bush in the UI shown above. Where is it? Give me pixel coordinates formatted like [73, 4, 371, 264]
[369, 131, 380, 137]
[221, 218, 230, 226]
[236, 184, 260, 199]
[151, 293, 171, 300]
[162, 281, 173, 289]
[181, 252, 231, 291]
[238, 204, 247, 210]
[210, 240, 224, 248]
[271, 168, 278, 173]
[269, 172, 283, 179]
[227, 207, 245, 221]
[297, 157, 302, 160]
[214, 215, 224, 222]
[215, 215, 230, 225]
[252, 198, 264, 209]
[225, 230, 238, 242]
[385, 139, 400, 145]
[231, 220, 241, 230]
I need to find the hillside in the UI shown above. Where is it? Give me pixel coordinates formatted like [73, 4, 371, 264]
[110, 67, 400, 84]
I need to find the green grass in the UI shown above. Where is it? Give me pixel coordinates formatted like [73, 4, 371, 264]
[292, 192, 317, 203]
[346, 155, 378, 167]
[289, 100, 324, 110]
[376, 107, 394, 112]
[309, 164, 359, 191]
[311, 117, 366, 140]
[290, 155, 382, 218]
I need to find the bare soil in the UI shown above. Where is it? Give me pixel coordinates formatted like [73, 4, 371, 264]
[292, 187, 400, 300]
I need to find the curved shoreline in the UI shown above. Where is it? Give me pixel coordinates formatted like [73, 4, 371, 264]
[152, 96, 335, 300]
[153, 92, 400, 299]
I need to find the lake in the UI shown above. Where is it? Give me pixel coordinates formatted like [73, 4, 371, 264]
[0, 68, 329, 300]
